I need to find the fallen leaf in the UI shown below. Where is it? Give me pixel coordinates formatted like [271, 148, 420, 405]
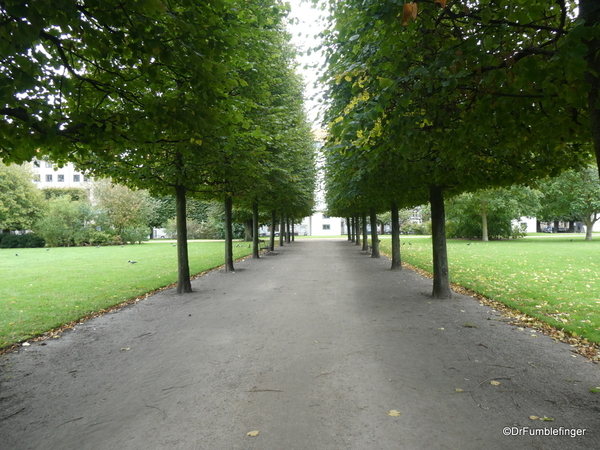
[490, 380, 501, 386]
[121, 347, 130, 351]
[455, 388, 464, 392]
[541, 416, 554, 422]
[387, 410, 401, 417]
[529, 415, 539, 420]
[247, 430, 260, 437]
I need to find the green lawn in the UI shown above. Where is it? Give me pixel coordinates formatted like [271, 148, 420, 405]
[378, 235, 600, 344]
[0, 241, 253, 348]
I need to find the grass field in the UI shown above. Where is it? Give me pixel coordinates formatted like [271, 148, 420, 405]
[378, 234, 600, 344]
[0, 241, 253, 348]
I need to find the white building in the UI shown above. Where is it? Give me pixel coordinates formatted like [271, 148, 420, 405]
[297, 212, 345, 236]
[29, 158, 91, 190]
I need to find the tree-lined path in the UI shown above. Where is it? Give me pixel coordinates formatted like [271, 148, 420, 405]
[1, 240, 598, 449]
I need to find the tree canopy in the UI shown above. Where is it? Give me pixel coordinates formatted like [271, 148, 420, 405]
[320, 0, 598, 298]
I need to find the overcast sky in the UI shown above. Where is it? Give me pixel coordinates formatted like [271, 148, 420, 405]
[287, 0, 328, 127]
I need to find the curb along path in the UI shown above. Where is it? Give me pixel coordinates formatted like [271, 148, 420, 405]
[1, 239, 598, 449]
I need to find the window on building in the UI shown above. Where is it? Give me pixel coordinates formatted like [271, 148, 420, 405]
[33, 174, 40, 182]
[323, 224, 330, 230]
[58, 174, 64, 182]
[33, 159, 40, 168]
[83, 175, 89, 182]
[323, 214, 330, 219]
[45, 174, 53, 182]
[73, 174, 80, 182]
[45, 160, 52, 168]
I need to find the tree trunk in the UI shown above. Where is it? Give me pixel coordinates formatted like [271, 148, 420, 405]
[390, 202, 401, 270]
[243, 220, 252, 241]
[346, 217, 352, 241]
[279, 213, 285, 247]
[224, 194, 235, 272]
[175, 184, 192, 293]
[270, 210, 276, 251]
[580, 0, 600, 180]
[350, 216, 355, 242]
[369, 207, 380, 258]
[430, 185, 452, 299]
[362, 212, 368, 251]
[291, 218, 295, 242]
[584, 217, 596, 240]
[286, 217, 291, 243]
[481, 201, 489, 242]
[252, 201, 259, 259]
[355, 215, 361, 246]
[554, 220, 559, 233]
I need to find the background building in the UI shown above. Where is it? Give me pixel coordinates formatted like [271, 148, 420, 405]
[29, 158, 91, 190]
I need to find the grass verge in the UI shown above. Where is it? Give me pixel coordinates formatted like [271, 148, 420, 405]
[377, 235, 600, 353]
[1, 241, 253, 349]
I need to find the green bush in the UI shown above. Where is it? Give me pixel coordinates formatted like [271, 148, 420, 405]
[122, 227, 150, 244]
[0, 233, 45, 248]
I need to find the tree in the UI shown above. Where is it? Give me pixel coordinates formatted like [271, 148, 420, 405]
[92, 179, 152, 241]
[321, 0, 593, 298]
[33, 195, 92, 247]
[539, 165, 600, 240]
[0, 163, 44, 232]
[446, 186, 540, 241]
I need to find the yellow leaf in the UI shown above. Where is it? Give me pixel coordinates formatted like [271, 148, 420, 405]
[388, 410, 401, 417]
[247, 430, 260, 437]
[490, 380, 501, 386]
[529, 415, 539, 420]
[455, 388, 464, 392]
[401, 2, 418, 26]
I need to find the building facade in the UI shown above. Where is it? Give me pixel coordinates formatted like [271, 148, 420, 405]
[29, 158, 91, 190]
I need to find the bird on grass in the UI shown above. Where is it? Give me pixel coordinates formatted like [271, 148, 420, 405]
[15, 253, 18, 256]
[128, 260, 138, 264]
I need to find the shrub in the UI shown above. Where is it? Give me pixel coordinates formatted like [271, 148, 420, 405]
[0, 233, 45, 248]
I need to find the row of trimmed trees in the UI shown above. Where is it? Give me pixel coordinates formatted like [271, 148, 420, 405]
[1, 0, 316, 293]
[320, 0, 599, 298]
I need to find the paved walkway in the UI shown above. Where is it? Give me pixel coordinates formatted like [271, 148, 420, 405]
[1, 239, 598, 449]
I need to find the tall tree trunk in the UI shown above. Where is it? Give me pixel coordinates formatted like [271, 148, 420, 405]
[291, 218, 295, 242]
[580, 0, 600, 179]
[350, 216, 356, 242]
[224, 194, 235, 272]
[362, 212, 368, 251]
[270, 210, 276, 251]
[175, 184, 192, 293]
[554, 220, 560, 233]
[369, 207, 380, 258]
[346, 217, 352, 241]
[286, 217, 291, 243]
[279, 213, 285, 247]
[355, 215, 361, 246]
[252, 201, 259, 259]
[390, 202, 401, 270]
[430, 185, 452, 299]
[481, 201, 489, 242]
[243, 220, 253, 241]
